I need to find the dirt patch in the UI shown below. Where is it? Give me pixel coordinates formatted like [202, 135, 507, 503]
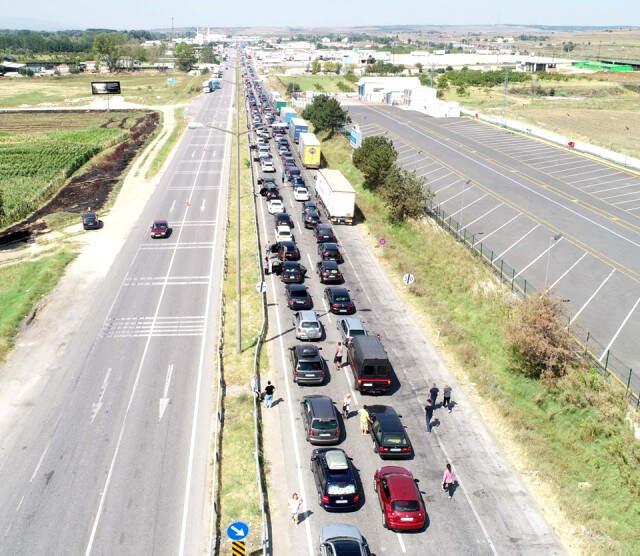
[0, 110, 159, 247]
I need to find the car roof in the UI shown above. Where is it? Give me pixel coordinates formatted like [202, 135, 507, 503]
[269, 198, 283, 203]
[298, 310, 318, 321]
[280, 241, 296, 248]
[317, 224, 332, 231]
[340, 317, 364, 330]
[324, 449, 349, 471]
[288, 284, 307, 292]
[294, 344, 320, 358]
[328, 287, 349, 296]
[320, 242, 339, 249]
[384, 470, 419, 500]
[319, 523, 364, 544]
[320, 260, 339, 269]
[303, 394, 334, 415]
[368, 405, 403, 430]
[282, 260, 300, 268]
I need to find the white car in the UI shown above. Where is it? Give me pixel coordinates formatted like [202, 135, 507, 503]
[294, 187, 309, 201]
[275, 224, 294, 243]
[261, 159, 275, 173]
[267, 199, 285, 214]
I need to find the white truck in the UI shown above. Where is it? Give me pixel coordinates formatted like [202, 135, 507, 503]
[314, 169, 356, 225]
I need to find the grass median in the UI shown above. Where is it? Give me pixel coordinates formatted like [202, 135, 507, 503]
[0, 249, 77, 362]
[320, 131, 640, 555]
[217, 81, 263, 550]
[146, 108, 186, 179]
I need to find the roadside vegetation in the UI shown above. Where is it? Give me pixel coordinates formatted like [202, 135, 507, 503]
[217, 80, 264, 550]
[146, 108, 186, 178]
[321, 130, 640, 554]
[276, 75, 356, 94]
[0, 249, 76, 362]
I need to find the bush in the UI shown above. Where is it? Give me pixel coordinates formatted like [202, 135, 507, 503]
[352, 135, 397, 190]
[381, 165, 433, 223]
[507, 293, 578, 380]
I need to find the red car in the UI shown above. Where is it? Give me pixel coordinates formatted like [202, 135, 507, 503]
[374, 466, 426, 532]
[150, 220, 170, 238]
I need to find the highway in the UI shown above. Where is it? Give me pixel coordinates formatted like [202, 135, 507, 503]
[0, 65, 234, 554]
[349, 105, 640, 394]
[251, 89, 563, 554]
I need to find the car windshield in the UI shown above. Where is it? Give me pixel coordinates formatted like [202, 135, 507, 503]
[327, 481, 356, 496]
[326, 540, 363, 556]
[392, 500, 420, 512]
[350, 329, 366, 336]
[311, 418, 337, 430]
[382, 433, 408, 446]
[298, 361, 322, 371]
[301, 322, 319, 329]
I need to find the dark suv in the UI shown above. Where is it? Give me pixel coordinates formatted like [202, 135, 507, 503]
[311, 448, 362, 511]
[317, 260, 343, 284]
[304, 209, 321, 229]
[289, 345, 326, 385]
[82, 210, 101, 230]
[318, 243, 343, 263]
[300, 395, 341, 444]
[367, 405, 413, 459]
[280, 261, 307, 284]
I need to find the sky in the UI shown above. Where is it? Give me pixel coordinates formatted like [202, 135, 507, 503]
[1, 0, 638, 30]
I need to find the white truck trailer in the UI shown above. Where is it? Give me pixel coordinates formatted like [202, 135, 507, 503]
[314, 169, 356, 225]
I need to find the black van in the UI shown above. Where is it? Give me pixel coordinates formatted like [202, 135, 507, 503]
[346, 336, 392, 394]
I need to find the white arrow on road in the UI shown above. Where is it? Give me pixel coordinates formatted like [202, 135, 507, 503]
[200, 199, 206, 212]
[90, 367, 112, 424]
[159, 364, 174, 421]
[169, 199, 176, 213]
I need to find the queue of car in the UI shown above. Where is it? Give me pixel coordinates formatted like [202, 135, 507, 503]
[244, 59, 425, 554]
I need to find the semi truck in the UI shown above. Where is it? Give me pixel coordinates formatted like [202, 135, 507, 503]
[289, 117, 309, 144]
[314, 169, 356, 225]
[280, 107, 297, 125]
[274, 99, 287, 112]
[298, 132, 321, 169]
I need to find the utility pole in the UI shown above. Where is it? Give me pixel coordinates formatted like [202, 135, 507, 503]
[170, 17, 174, 42]
[235, 51, 242, 353]
[501, 67, 509, 127]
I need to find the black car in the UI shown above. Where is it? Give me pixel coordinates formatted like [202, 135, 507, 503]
[324, 287, 355, 314]
[311, 448, 362, 511]
[367, 405, 414, 459]
[291, 176, 305, 189]
[277, 240, 301, 261]
[317, 260, 343, 284]
[300, 395, 341, 444]
[286, 284, 313, 310]
[274, 212, 294, 228]
[289, 344, 326, 385]
[318, 242, 343, 263]
[287, 167, 302, 181]
[303, 200, 318, 215]
[82, 210, 101, 230]
[315, 224, 337, 243]
[304, 210, 321, 229]
[280, 261, 307, 284]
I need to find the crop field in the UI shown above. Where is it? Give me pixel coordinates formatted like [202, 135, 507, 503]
[0, 111, 142, 229]
[0, 72, 203, 108]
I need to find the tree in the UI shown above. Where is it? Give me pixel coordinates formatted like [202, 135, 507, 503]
[311, 59, 321, 74]
[286, 81, 302, 97]
[381, 166, 433, 223]
[352, 136, 397, 191]
[92, 32, 126, 72]
[200, 44, 215, 63]
[415, 62, 423, 73]
[175, 43, 196, 72]
[302, 94, 348, 135]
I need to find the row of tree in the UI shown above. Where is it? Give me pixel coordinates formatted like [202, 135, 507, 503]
[310, 59, 342, 74]
[352, 136, 433, 223]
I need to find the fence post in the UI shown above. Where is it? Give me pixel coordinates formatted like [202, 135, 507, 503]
[584, 331, 590, 354]
[490, 249, 494, 265]
[500, 260, 504, 280]
[626, 369, 633, 394]
[524, 279, 527, 295]
[604, 350, 610, 371]
[511, 268, 515, 291]
[462, 229, 466, 243]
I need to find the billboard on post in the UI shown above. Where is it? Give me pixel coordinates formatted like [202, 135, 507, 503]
[91, 81, 121, 95]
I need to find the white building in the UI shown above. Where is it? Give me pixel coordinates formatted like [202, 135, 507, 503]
[357, 76, 421, 103]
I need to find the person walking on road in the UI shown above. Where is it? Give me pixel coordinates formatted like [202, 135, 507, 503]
[425, 399, 434, 433]
[443, 384, 452, 412]
[442, 463, 457, 499]
[429, 383, 439, 406]
[334, 341, 345, 369]
[281, 169, 286, 184]
[359, 405, 372, 435]
[288, 492, 303, 524]
[263, 381, 275, 408]
[342, 393, 352, 419]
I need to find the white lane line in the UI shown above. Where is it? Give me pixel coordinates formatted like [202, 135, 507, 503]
[90, 367, 113, 424]
[569, 172, 621, 185]
[396, 533, 407, 553]
[614, 196, 640, 206]
[15, 495, 25, 512]
[438, 185, 474, 206]
[428, 171, 454, 186]
[569, 268, 616, 324]
[494, 224, 540, 260]
[514, 237, 563, 279]
[599, 296, 640, 360]
[86, 102, 217, 556]
[321, 298, 333, 324]
[601, 189, 640, 201]
[472, 213, 521, 247]
[546, 253, 587, 292]
[159, 364, 174, 421]
[170, 200, 176, 213]
[29, 440, 51, 483]
[460, 203, 504, 232]
[306, 253, 313, 267]
[593, 183, 637, 195]
[289, 197, 294, 210]
[449, 194, 487, 218]
[627, 205, 640, 212]
[200, 199, 206, 211]
[342, 251, 374, 305]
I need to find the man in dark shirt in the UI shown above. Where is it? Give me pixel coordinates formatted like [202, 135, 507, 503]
[264, 381, 276, 408]
[429, 383, 439, 406]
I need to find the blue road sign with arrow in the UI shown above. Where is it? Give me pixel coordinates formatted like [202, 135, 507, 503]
[227, 521, 249, 541]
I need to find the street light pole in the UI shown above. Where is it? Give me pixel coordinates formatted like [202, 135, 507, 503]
[235, 52, 242, 354]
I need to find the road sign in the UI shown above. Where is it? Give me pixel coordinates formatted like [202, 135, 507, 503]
[91, 81, 121, 95]
[379, 237, 386, 246]
[402, 273, 415, 285]
[231, 541, 246, 556]
[227, 521, 249, 541]
[256, 281, 267, 294]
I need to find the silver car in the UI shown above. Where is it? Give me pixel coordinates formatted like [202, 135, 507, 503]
[293, 310, 323, 341]
[320, 524, 371, 556]
[336, 317, 367, 345]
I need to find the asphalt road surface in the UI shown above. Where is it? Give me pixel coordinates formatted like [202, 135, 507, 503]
[0, 68, 233, 554]
[349, 105, 640, 395]
[253, 111, 564, 555]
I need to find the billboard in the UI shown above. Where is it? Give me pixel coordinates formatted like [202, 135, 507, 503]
[91, 81, 121, 95]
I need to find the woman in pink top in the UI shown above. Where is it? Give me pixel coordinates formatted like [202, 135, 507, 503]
[442, 463, 457, 499]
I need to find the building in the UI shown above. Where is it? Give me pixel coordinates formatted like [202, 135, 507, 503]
[357, 76, 421, 103]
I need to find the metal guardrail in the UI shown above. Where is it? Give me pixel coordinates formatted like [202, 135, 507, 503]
[429, 200, 640, 409]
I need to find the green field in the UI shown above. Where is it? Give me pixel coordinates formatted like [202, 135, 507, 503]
[443, 74, 640, 158]
[276, 74, 356, 93]
[0, 111, 142, 229]
[320, 131, 640, 555]
[0, 72, 203, 108]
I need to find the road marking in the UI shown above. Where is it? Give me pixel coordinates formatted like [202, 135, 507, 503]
[438, 185, 474, 206]
[614, 196, 640, 206]
[473, 209, 519, 246]
[342, 251, 374, 305]
[599, 296, 640, 360]
[460, 203, 504, 232]
[90, 367, 112, 424]
[15, 495, 25, 513]
[306, 253, 313, 267]
[428, 171, 455, 186]
[159, 364, 174, 421]
[396, 533, 407, 553]
[449, 193, 487, 218]
[494, 224, 540, 260]
[86, 99, 218, 556]
[569, 268, 615, 324]
[29, 440, 51, 483]
[201, 199, 206, 211]
[321, 298, 333, 323]
[170, 200, 176, 212]
[594, 183, 637, 195]
[601, 189, 640, 201]
[546, 253, 587, 292]
[514, 237, 563, 279]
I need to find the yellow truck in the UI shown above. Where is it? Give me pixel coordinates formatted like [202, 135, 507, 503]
[298, 132, 321, 169]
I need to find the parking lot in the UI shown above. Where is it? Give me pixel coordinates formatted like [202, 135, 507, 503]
[350, 105, 640, 395]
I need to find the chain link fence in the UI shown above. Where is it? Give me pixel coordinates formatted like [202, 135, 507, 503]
[429, 201, 640, 408]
